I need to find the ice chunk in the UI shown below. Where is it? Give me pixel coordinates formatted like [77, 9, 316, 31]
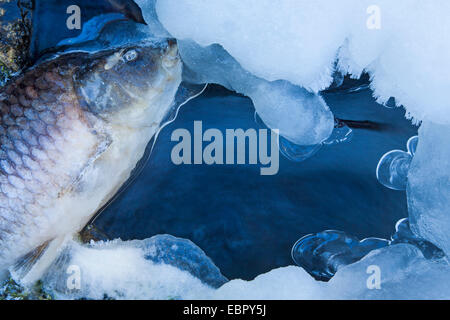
[134, 0, 171, 38]
[212, 266, 325, 300]
[23, 239, 450, 300]
[178, 40, 334, 146]
[41, 236, 222, 299]
[138, 235, 228, 288]
[291, 219, 446, 283]
[329, 244, 450, 299]
[323, 119, 353, 146]
[249, 80, 334, 145]
[408, 122, 450, 257]
[253, 111, 350, 163]
[155, 0, 450, 126]
[213, 244, 450, 300]
[57, 14, 127, 46]
[292, 230, 388, 281]
[391, 218, 445, 260]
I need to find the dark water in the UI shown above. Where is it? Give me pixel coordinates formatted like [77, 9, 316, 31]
[95, 84, 418, 281]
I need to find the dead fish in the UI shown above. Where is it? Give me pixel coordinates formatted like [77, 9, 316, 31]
[0, 39, 182, 284]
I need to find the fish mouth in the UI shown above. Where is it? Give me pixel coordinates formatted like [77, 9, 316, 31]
[162, 39, 180, 69]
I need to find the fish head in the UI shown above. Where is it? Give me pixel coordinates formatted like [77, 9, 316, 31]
[75, 39, 182, 126]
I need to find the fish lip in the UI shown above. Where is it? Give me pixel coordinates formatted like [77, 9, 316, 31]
[165, 39, 179, 58]
[162, 40, 180, 70]
[167, 38, 177, 48]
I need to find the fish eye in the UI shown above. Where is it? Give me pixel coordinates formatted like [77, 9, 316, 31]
[123, 50, 138, 62]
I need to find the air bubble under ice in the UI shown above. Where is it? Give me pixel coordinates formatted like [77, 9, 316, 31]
[376, 150, 412, 191]
[376, 135, 419, 191]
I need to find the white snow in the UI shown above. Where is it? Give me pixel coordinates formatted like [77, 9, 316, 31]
[40, 240, 450, 300]
[156, 0, 450, 126]
[42, 238, 215, 300]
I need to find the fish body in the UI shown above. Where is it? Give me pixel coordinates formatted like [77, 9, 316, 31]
[0, 40, 182, 282]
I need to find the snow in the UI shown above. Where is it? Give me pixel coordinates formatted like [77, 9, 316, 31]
[42, 240, 448, 300]
[156, 0, 351, 93]
[156, 0, 450, 126]
[41, 236, 221, 300]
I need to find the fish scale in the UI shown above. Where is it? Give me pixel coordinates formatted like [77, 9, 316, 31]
[0, 59, 88, 250]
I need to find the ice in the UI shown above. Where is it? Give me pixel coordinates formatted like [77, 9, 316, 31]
[323, 119, 353, 146]
[291, 230, 388, 281]
[391, 218, 445, 260]
[376, 150, 412, 191]
[178, 40, 334, 146]
[22, 239, 450, 300]
[57, 14, 127, 46]
[251, 81, 334, 145]
[156, 0, 350, 93]
[291, 218, 445, 282]
[253, 111, 351, 163]
[327, 244, 450, 299]
[278, 137, 323, 163]
[156, 0, 450, 126]
[213, 244, 450, 300]
[134, 0, 171, 38]
[408, 122, 450, 257]
[407, 136, 419, 156]
[137, 234, 228, 288]
[41, 236, 224, 299]
[376, 135, 421, 191]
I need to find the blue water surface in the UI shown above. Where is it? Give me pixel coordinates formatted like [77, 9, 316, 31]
[94, 84, 418, 280]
